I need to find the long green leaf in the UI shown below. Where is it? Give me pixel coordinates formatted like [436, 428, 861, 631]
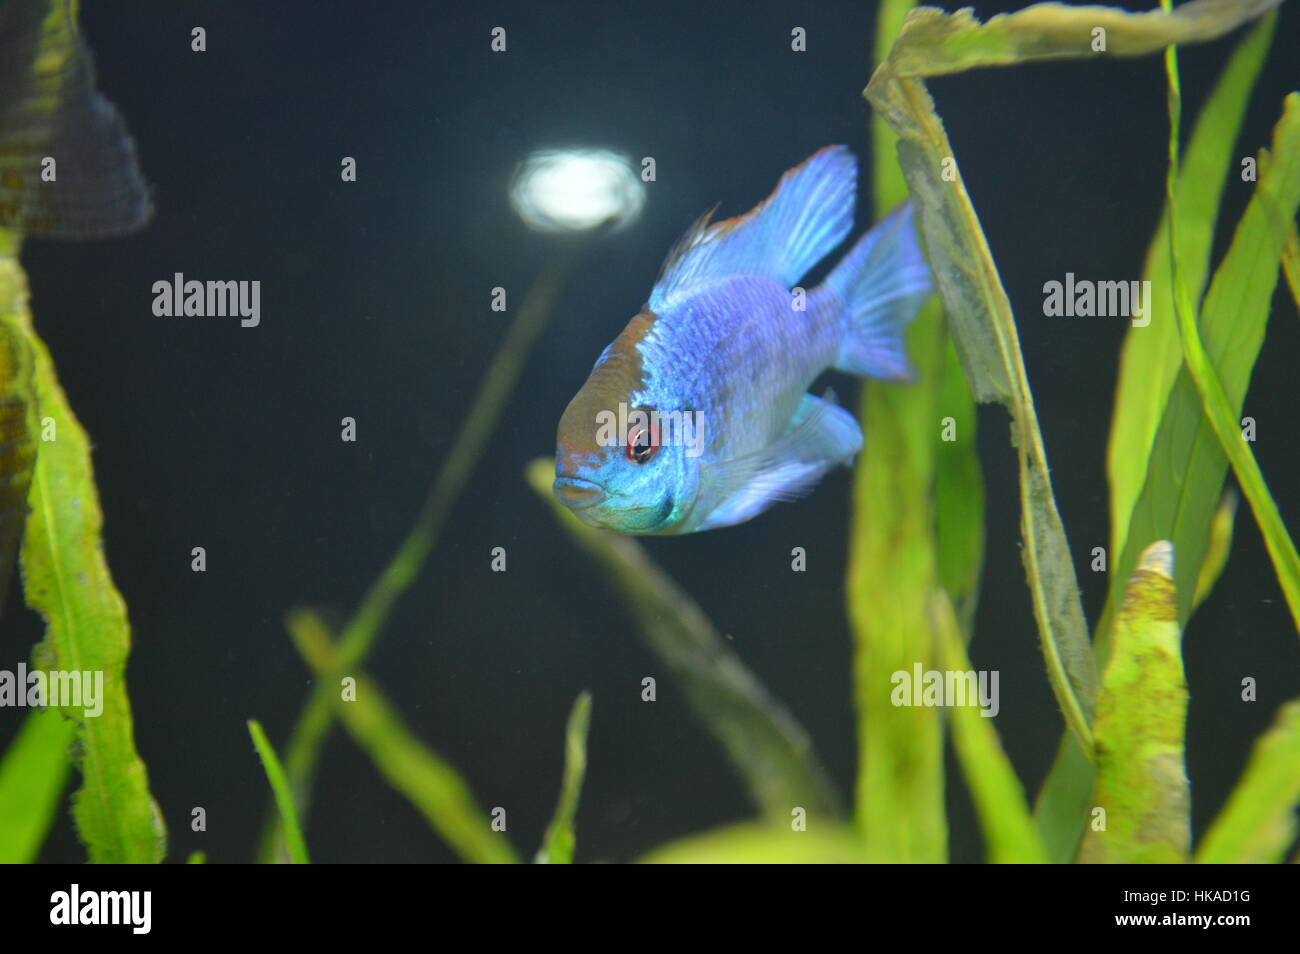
[1282, 224, 1300, 310]
[930, 590, 1047, 863]
[287, 609, 519, 864]
[0, 254, 165, 864]
[525, 459, 843, 823]
[19, 323, 166, 863]
[1196, 700, 1300, 863]
[933, 334, 985, 628]
[1107, 46, 1300, 652]
[639, 822, 868, 864]
[849, 297, 949, 862]
[880, 0, 1279, 76]
[1078, 542, 1189, 864]
[1191, 490, 1237, 613]
[1109, 13, 1275, 566]
[261, 249, 584, 862]
[247, 720, 310, 864]
[0, 711, 74, 863]
[535, 692, 591, 864]
[871, 0, 917, 215]
[0, 0, 163, 865]
[845, 0, 985, 862]
[1040, 11, 1287, 863]
[1160, 83, 1300, 634]
[868, 0, 1281, 770]
[0, 232, 36, 619]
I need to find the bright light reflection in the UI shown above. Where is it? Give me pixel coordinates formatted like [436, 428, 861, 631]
[510, 149, 644, 232]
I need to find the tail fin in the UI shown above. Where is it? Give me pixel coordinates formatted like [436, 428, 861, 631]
[0, 0, 152, 238]
[824, 202, 931, 381]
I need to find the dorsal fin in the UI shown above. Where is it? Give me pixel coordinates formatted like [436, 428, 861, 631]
[647, 145, 856, 311]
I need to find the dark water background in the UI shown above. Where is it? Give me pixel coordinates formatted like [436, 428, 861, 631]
[0, 0, 1296, 863]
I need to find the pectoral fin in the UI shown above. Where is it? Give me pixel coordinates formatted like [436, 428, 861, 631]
[698, 390, 862, 531]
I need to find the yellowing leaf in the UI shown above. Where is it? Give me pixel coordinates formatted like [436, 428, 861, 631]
[1078, 542, 1188, 864]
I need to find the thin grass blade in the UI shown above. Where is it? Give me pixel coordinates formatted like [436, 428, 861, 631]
[1109, 13, 1275, 565]
[535, 692, 592, 864]
[930, 590, 1047, 863]
[287, 609, 520, 864]
[247, 719, 310, 864]
[1196, 700, 1300, 863]
[0, 711, 74, 863]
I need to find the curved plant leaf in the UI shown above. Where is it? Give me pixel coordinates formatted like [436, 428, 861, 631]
[867, 0, 1283, 779]
[535, 691, 591, 865]
[1196, 700, 1300, 864]
[639, 822, 868, 864]
[1108, 13, 1275, 566]
[879, 0, 1279, 77]
[0, 711, 74, 863]
[286, 609, 519, 864]
[247, 719, 310, 864]
[1040, 12, 1292, 863]
[0, 244, 164, 864]
[1151, 83, 1300, 633]
[261, 249, 584, 862]
[0, 0, 162, 866]
[849, 295, 950, 862]
[843, 0, 986, 862]
[525, 459, 844, 823]
[930, 590, 1046, 863]
[1191, 490, 1237, 613]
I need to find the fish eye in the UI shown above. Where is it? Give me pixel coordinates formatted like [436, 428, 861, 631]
[624, 419, 661, 465]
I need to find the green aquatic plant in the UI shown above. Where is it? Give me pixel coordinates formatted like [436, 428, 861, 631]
[13, 295, 165, 863]
[1196, 701, 1300, 863]
[247, 720, 310, 864]
[1077, 542, 1188, 864]
[930, 588, 1046, 863]
[524, 459, 844, 822]
[845, 0, 983, 863]
[2, 0, 1298, 867]
[536, 691, 592, 865]
[0, 241, 165, 865]
[532, 0, 1299, 864]
[0, 709, 72, 863]
[0, 0, 163, 864]
[257, 242, 590, 863]
[286, 608, 520, 864]
[1039, 8, 1282, 859]
[852, 0, 1298, 866]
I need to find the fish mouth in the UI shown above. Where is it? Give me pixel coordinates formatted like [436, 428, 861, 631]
[553, 476, 607, 510]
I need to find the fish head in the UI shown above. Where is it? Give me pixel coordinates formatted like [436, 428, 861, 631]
[554, 318, 702, 534]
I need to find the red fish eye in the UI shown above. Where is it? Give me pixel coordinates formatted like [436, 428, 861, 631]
[624, 423, 660, 464]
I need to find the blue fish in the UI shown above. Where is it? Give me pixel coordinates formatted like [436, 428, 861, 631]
[553, 145, 931, 534]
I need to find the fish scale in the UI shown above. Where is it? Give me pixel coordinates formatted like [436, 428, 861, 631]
[635, 277, 841, 462]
